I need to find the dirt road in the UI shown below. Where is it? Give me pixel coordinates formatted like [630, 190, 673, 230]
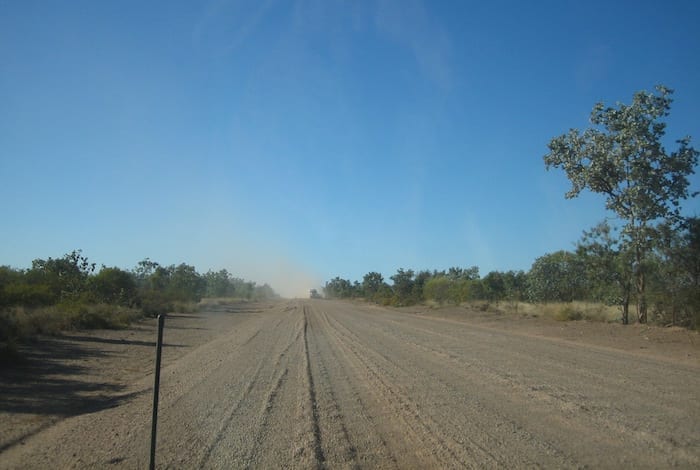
[1, 300, 699, 468]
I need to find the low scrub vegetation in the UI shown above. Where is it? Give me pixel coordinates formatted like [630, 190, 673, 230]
[0, 251, 279, 363]
[323, 217, 699, 329]
[325, 86, 699, 329]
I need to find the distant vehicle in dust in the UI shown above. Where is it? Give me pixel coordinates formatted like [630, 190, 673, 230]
[309, 289, 322, 299]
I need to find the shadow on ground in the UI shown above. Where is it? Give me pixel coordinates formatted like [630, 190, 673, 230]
[0, 337, 143, 418]
[0, 335, 157, 452]
[59, 334, 187, 349]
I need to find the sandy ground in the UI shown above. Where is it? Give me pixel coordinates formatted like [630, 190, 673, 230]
[1, 300, 698, 468]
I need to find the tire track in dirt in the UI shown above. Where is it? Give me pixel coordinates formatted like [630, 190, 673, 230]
[308, 306, 398, 469]
[293, 306, 326, 469]
[376, 312, 697, 396]
[155, 301, 305, 469]
[355, 308, 700, 466]
[326, 302, 700, 468]
[335, 311, 604, 467]
[329, 304, 662, 467]
[4, 300, 698, 468]
[243, 367, 290, 468]
[317, 306, 475, 467]
[153, 304, 300, 468]
[323, 307, 515, 468]
[305, 305, 362, 469]
[196, 356, 266, 468]
[241, 305, 304, 469]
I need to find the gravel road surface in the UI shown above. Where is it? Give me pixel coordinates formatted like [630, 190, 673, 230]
[1, 300, 698, 468]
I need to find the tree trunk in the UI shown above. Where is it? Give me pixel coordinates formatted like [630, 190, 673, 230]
[622, 294, 629, 325]
[637, 268, 647, 324]
[635, 244, 648, 324]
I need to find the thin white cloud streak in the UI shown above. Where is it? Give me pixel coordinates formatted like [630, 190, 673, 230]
[575, 43, 614, 91]
[192, 0, 277, 55]
[192, 0, 453, 89]
[373, 0, 453, 90]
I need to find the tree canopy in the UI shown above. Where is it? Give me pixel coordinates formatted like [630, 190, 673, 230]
[544, 85, 698, 322]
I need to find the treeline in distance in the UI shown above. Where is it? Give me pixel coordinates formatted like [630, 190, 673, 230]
[0, 251, 278, 359]
[324, 216, 699, 327]
[325, 85, 699, 329]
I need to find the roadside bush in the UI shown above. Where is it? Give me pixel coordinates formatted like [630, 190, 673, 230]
[138, 290, 173, 317]
[1, 282, 55, 307]
[1, 307, 63, 338]
[534, 302, 618, 322]
[424, 277, 452, 305]
[90, 267, 137, 306]
[554, 305, 583, 321]
[0, 303, 143, 345]
[172, 301, 199, 313]
[424, 277, 470, 305]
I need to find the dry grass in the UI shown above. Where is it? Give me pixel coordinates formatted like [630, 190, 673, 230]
[1, 304, 143, 335]
[420, 299, 624, 323]
[0, 304, 144, 363]
[494, 301, 621, 322]
[198, 297, 252, 309]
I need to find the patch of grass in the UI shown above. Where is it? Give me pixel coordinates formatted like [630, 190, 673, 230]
[60, 303, 142, 329]
[199, 297, 253, 310]
[553, 305, 583, 321]
[481, 301, 620, 322]
[138, 291, 174, 317]
[0, 303, 144, 365]
[457, 300, 498, 313]
[531, 302, 620, 322]
[172, 301, 199, 313]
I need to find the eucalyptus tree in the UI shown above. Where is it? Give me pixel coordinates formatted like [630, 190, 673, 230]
[544, 86, 698, 323]
[362, 272, 385, 299]
[527, 251, 586, 303]
[390, 268, 415, 305]
[577, 222, 633, 323]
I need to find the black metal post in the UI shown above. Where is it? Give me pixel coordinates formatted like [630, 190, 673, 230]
[149, 314, 165, 470]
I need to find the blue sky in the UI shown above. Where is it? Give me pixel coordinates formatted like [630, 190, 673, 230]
[1, 0, 699, 296]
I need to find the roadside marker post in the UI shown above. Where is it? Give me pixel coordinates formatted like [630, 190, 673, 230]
[149, 314, 165, 470]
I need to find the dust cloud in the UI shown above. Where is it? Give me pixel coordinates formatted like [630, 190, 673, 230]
[262, 265, 322, 299]
[207, 251, 323, 299]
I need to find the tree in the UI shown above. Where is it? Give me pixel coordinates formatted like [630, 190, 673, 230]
[544, 85, 698, 323]
[390, 268, 415, 305]
[527, 251, 585, 303]
[502, 270, 528, 303]
[362, 272, 385, 299]
[652, 217, 700, 326]
[324, 277, 354, 299]
[168, 263, 205, 302]
[133, 258, 169, 292]
[446, 266, 479, 281]
[91, 266, 137, 306]
[423, 276, 452, 304]
[231, 278, 255, 299]
[204, 269, 233, 297]
[29, 250, 96, 301]
[577, 222, 634, 323]
[253, 283, 278, 300]
[482, 271, 506, 302]
[412, 270, 433, 303]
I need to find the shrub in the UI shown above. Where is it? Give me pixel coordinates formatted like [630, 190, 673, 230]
[138, 290, 173, 317]
[554, 305, 583, 321]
